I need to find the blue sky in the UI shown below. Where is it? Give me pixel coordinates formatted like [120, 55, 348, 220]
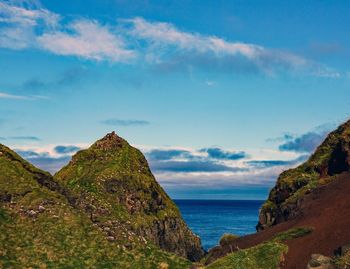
[1, 0, 350, 199]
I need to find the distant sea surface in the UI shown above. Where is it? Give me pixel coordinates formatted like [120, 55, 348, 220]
[174, 200, 264, 250]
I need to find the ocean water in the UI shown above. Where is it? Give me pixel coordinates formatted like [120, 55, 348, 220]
[174, 200, 264, 250]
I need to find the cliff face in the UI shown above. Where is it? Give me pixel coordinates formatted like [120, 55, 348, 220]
[257, 119, 350, 231]
[54, 132, 204, 261]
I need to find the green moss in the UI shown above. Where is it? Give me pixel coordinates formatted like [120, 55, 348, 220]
[206, 241, 287, 269]
[272, 227, 313, 242]
[261, 200, 277, 211]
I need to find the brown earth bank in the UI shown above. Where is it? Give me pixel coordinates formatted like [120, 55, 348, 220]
[206, 172, 350, 269]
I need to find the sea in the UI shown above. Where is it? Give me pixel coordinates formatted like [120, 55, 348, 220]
[174, 200, 264, 250]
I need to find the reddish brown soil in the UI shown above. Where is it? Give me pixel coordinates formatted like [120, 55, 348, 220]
[207, 172, 350, 269]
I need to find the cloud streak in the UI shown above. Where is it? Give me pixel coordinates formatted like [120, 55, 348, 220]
[200, 147, 247, 160]
[125, 17, 340, 77]
[101, 118, 150, 126]
[0, 91, 47, 100]
[278, 124, 333, 153]
[9, 136, 41, 141]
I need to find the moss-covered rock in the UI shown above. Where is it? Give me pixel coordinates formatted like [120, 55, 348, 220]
[54, 132, 204, 261]
[257, 119, 350, 231]
[0, 143, 192, 268]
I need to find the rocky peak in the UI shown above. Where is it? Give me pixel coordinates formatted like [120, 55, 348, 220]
[54, 132, 205, 261]
[91, 131, 126, 151]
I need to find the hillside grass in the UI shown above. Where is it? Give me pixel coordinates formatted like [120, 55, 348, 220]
[205, 227, 313, 269]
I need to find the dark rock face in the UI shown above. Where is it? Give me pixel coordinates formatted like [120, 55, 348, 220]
[257, 119, 350, 231]
[140, 218, 204, 262]
[54, 132, 205, 261]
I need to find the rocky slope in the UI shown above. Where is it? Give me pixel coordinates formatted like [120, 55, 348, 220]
[54, 131, 204, 261]
[0, 143, 193, 268]
[203, 119, 350, 269]
[257, 119, 350, 231]
[204, 172, 350, 268]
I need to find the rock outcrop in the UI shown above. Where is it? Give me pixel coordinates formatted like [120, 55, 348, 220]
[257, 119, 350, 231]
[54, 131, 204, 261]
[306, 254, 335, 269]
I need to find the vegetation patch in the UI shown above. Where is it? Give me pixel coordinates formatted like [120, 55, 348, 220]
[272, 227, 313, 242]
[206, 241, 287, 269]
[219, 234, 239, 247]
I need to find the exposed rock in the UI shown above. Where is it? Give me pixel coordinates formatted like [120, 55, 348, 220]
[27, 210, 37, 217]
[157, 262, 169, 269]
[306, 254, 335, 269]
[107, 236, 115, 242]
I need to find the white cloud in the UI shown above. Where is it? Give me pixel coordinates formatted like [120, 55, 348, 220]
[0, 91, 29, 99]
[0, 0, 59, 49]
[0, 2, 341, 75]
[126, 17, 260, 57]
[0, 91, 49, 100]
[0, 1, 134, 62]
[125, 17, 340, 77]
[37, 20, 135, 62]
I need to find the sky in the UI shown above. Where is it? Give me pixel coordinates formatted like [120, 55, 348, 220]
[1, 0, 350, 200]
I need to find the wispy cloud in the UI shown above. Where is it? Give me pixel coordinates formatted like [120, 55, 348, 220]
[278, 124, 334, 153]
[0, 0, 59, 49]
[0, 91, 48, 100]
[0, 92, 29, 99]
[147, 149, 191, 161]
[150, 160, 244, 173]
[54, 145, 81, 154]
[246, 155, 308, 168]
[101, 118, 150, 126]
[9, 136, 41, 141]
[125, 17, 340, 77]
[37, 20, 135, 62]
[200, 147, 247, 160]
[0, 1, 134, 62]
[13, 143, 87, 173]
